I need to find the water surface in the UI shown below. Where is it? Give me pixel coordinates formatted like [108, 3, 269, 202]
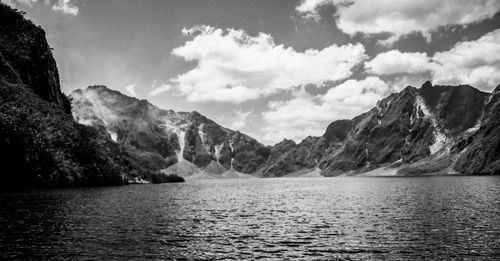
[1, 176, 499, 260]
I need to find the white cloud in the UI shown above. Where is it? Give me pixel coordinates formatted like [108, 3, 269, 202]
[170, 25, 367, 103]
[262, 76, 389, 143]
[296, 0, 339, 21]
[365, 50, 434, 75]
[125, 84, 137, 97]
[149, 83, 173, 96]
[365, 29, 500, 91]
[229, 110, 252, 130]
[1, 0, 15, 7]
[3, 0, 79, 15]
[296, 0, 500, 44]
[2, 0, 36, 7]
[52, 0, 78, 15]
[388, 75, 429, 93]
[432, 29, 500, 91]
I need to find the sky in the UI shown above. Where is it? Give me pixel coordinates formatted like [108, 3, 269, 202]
[4, 0, 500, 145]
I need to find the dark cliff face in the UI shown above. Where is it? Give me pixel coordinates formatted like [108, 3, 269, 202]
[323, 120, 353, 143]
[0, 82, 155, 188]
[320, 86, 433, 175]
[257, 138, 318, 177]
[0, 4, 71, 113]
[70, 86, 270, 173]
[0, 5, 156, 188]
[257, 120, 354, 177]
[453, 85, 500, 175]
[419, 82, 488, 134]
[321, 82, 496, 176]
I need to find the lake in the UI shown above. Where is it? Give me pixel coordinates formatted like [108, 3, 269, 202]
[1, 176, 499, 260]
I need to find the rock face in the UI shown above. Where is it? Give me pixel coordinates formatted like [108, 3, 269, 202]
[256, 120, 355, 177]
[0, 4, 156, 188]
[70, 86, 271, 174]
[260, 81, 497, 176]
[453, 85, 500, 174]
[0, 4, 71, 113]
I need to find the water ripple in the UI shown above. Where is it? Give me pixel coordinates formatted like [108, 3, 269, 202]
[1, 176, 499, 260]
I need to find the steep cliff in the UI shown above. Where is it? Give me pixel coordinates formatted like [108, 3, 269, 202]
[453, 85, 500, 174]
[0, 3, 70, 113]
[0, 4, 159, 188]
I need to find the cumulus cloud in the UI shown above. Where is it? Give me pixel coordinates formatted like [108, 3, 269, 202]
[170, 25, 367, 103]
[296, 0, 500, 44]
[262, 76, 389, 143]
[3, 0, 79, 15]
[432, 29, 500, 91]
[16, 0, 36, 6]
[296, 0, 339, 21]
[125, 84, 137, 97]
[149, 82, 173, 96]
[2, 0, 36, 7]
[366, 29, 500, 91]
[52, 0, 78, 15]
[229, 110, 253, 130]
[365, 50, 434, 75]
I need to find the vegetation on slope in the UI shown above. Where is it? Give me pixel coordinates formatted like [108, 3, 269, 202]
[0, 4, 183, 187]
[0, 82, 158, 188]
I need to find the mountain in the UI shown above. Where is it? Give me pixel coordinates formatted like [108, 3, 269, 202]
[0, 3, 162, 188]
[0, 4, 70, 113]
[256, 120, 355, 177]
[70, 86, 271, 177]
[71, 81, 499, 177]
[452, 85, 500, 174]
[2, 3, 497, 182]
[259, 81, 498, 177]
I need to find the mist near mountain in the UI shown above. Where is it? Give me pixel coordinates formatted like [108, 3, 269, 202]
[70, 85, 270, 178]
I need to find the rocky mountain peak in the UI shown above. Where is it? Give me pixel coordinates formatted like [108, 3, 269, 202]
[422, 80, 433, 89]
[323, 120, 353, 143]
[493, 84, 500, 96]
[277, 139, 297, 147]
[419, 83, 488, 134]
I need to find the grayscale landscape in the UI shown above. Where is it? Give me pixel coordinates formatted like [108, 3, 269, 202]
[0, 0, 499, 260]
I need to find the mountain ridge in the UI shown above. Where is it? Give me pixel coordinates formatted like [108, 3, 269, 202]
[269, 81, 497, 177]
[71, 81, 499, 177]
[70, 85, 271, 176]
[1, 2, 498, 187]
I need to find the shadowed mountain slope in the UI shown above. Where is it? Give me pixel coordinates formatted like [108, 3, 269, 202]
[0, 4, 160, 188]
